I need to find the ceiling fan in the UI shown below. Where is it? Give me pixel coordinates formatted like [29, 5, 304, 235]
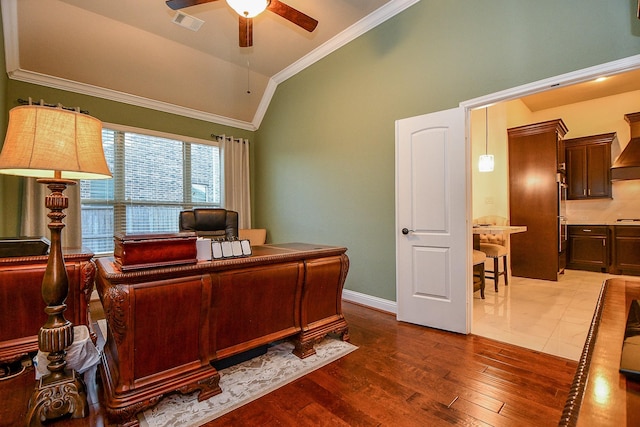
[166, 0, 318, 47]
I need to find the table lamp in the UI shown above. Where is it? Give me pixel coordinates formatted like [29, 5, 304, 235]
[0, 101, 111, 424]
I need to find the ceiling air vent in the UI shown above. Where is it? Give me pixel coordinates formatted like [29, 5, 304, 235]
[172, 11, 204, 32]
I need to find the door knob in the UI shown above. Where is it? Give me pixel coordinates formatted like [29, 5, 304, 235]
[402, 228, 413, 235]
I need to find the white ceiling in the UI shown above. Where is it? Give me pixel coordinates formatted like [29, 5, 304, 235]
[2, 0, 415, 130]
[3, 0, 639, 131]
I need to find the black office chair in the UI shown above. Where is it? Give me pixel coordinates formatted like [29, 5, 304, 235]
[179, 208, 239, 239]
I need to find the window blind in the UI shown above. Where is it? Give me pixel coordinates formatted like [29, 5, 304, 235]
[81, 127, 221, 254]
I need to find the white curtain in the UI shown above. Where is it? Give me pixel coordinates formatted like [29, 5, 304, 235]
[220, 135, 251, 229]
[21, 178, 83, 250]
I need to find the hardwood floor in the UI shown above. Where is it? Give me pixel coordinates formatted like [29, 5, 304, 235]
[0, 301, 577, 426]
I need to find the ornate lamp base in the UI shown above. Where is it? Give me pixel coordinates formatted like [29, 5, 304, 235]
[24, 177, 89, 426]
[26, 368, 88, 426]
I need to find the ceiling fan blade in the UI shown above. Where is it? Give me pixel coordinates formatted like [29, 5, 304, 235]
[239, 16, 253, 47]
[166, 0, 218, 10]
[267, 0, 318, 32]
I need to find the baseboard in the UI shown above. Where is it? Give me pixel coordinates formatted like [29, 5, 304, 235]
[342, 289, 397, 315]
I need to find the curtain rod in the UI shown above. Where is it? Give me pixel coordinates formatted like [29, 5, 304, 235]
[211, 134, 249, 143]
[17, 98, 90, 115]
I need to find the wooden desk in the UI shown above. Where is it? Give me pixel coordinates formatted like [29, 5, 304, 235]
[0, 250, 95, 364]
[96, 242, 350, 426]
[560, 278, 640, 426]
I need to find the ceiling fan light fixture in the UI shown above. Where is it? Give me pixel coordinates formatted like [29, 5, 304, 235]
[226, 0, 269, 18]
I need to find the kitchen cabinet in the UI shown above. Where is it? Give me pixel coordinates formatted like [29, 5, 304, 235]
[565, 133, 614, 200]
[508, 119, 568, 281]
[567, 225, 609, 272]
[612, 225, 640, 276]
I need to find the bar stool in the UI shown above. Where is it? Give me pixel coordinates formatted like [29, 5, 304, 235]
[479, 242, 508, 291]
[473, 250, 486, 299]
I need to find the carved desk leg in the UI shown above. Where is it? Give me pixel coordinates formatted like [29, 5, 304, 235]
[101, 367, 222, 427]
[294, 253, 350, 358]
[294, 318, 350, 359]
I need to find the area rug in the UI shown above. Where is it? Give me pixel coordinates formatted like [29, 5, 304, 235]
[134, 337, 355, 426]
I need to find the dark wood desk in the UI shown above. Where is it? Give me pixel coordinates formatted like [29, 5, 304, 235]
[560, 278, 640, 426]
[0, 250, 95, 364]
[95, 243, 349, 426]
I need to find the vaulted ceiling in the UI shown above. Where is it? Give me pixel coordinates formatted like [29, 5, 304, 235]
[2, 0, 416, 130]
[3, 0, 640, 131]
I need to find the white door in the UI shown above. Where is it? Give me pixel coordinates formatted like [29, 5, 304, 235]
[395, 107, 469, 333]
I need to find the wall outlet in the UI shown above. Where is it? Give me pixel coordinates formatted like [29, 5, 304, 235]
[485, 197, 494, 205]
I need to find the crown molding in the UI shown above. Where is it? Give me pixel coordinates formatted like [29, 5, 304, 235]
[272, 0, 420, 85]
[461, 54, 640, 110]
[251, 78, 279, 128]
[1, 0, 19, 71]
[2, 0, 417, 131]
[7, 68, 257, 131]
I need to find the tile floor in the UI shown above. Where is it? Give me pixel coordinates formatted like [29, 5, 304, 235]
[472, 269, 631, 361]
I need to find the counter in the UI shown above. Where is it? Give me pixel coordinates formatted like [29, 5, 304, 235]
[472, 225, 528, 234]
[566, 224, 640, 275]
[567, 221, 640, 226]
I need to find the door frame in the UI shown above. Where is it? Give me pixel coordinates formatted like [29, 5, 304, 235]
[460, 54, 640, 323]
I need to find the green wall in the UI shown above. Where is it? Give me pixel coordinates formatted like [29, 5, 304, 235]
[255, 0, 640, 301]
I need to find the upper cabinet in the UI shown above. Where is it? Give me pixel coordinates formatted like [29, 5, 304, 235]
[565, 133, 615, 200]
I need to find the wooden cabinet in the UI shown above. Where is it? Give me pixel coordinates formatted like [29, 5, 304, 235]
[612, 226, 640, 275]
[565, 133, 614, 200]
[0, 251, 95, 363]
[508, 119, 568, 281]
[567, 225, 609, 272]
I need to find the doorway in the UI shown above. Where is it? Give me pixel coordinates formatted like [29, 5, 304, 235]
[465, 54, 640, 359]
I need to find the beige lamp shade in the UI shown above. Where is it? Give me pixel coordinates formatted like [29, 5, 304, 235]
[0, 105, 112, 180]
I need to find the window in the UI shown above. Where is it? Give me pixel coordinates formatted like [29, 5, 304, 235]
[80, 126, 222, 254]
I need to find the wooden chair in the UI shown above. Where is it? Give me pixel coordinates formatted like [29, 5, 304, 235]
[239, 228, 267, 245]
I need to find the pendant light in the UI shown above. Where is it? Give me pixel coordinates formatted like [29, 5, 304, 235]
[478, 107, 494, 172]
